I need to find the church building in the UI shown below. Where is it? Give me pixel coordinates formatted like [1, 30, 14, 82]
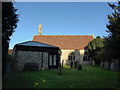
[32, 25, 94, 65]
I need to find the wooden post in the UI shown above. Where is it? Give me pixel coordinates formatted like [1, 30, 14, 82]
[70, 61, 73, 68]
[75, 61, 77, 69]
[59, 62, 62, 75]
[62, 60, 64, 68]
[58, 53, 62, 75]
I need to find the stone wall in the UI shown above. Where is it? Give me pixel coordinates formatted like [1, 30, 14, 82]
[13, 51, 48, 71]
[43, 52, 48, 69]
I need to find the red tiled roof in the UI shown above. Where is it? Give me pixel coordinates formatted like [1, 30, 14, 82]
[32, 35, 94, 49]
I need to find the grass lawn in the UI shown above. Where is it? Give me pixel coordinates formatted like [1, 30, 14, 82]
[3, 65, 120, 88]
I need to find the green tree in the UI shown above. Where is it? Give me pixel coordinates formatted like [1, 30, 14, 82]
[105, 1, 120, 61]
[88, 36, 104, 65]
[2, 2, 19, 76]
[104, 1, 120, 71]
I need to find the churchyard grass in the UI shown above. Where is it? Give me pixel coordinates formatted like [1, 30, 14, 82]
[3, 65, 120, 88]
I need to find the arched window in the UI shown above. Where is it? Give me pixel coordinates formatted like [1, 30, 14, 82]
[68, 52, 75, 61]
[83, 50, 90, 61]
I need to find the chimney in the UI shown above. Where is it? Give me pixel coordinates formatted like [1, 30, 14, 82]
[38, 24, 42, 35]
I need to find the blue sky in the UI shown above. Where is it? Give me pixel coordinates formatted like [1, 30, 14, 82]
[9, 2, 116, 49]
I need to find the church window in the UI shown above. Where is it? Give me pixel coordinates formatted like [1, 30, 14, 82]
[83, 50, 89, 61]
[68, 52, 75, 61]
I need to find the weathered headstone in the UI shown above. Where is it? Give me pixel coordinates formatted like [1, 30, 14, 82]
[104, 61, 108, 69]
[92, 60, 95, 66]
[100, 61, 103, 67]
[110, 62, 115, 71]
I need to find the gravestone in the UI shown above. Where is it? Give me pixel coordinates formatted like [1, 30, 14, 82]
[110, 62, 115, 71]
[92, 60, 95, 66]
[104, 61, 108, 69]
[100, 61, 103, 67]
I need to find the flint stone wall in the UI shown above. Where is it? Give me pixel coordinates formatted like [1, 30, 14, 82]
[15, 51, 48, 71]
[43, 52, 48, 69]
